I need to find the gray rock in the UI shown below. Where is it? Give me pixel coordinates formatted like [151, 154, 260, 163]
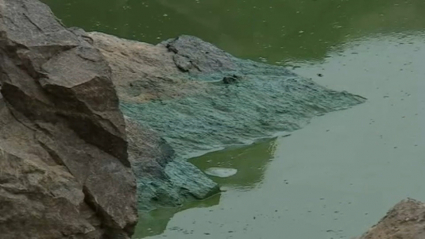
[0, 1, 137, 238]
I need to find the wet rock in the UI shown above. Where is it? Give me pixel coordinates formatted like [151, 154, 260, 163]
[359, 199, 425, 239]
[223, 75, 242, 84]
[125, 118, 218, 211]
[0, 1, 137, 238]
[89, 32, 365, 210]
[205, 167, 238, 178]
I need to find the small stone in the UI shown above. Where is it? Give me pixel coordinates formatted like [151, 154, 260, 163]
[223, 75, 242, 84]
[205, 167, 238, 178]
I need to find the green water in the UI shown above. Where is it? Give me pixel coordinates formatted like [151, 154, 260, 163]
[43, 0, 425, 63]
[133, 139, 277, 237]
[43, 0, 425, 238]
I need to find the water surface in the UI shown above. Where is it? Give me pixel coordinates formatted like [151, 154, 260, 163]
[42, 0, 425, 238]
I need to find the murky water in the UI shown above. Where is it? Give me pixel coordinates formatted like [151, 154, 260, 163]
[43, 0, 425, 238]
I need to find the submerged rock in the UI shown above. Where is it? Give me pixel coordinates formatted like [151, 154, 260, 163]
[359, 199, 425, 239]
[88, 32, 366, 210]
[0, 1, 137, 238]
[205, 168, 238, 178]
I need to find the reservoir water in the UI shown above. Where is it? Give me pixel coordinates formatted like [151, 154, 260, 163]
[42, 0, 425, 238]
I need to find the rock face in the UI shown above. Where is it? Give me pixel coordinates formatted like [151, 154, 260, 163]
[87, 32, 366, 210]
[0, 0, 137, 238]
[359, 199, 425, 239]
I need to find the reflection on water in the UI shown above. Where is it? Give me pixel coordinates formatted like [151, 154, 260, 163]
[189, 138, 277, 190]
[133, 138, 277, 238]
[134, 194, 221, 239]
[42, 0, 425, 63]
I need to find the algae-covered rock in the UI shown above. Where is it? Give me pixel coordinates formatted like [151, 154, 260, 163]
[88, 32, 365, 210]
[90, 33, 365, 158]
[125, 117, 218, 210]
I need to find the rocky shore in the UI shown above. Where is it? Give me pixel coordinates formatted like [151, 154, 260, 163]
[2, 0, 421, 239]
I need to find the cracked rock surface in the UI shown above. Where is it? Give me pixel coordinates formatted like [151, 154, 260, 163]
[0, 0, 137, 238]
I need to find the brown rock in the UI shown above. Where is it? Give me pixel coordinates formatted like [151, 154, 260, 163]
[359, 199, 425, 239]
[86, 32, 207, 104]
[0, 0, 137, 238]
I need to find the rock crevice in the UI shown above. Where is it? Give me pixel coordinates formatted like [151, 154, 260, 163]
[0, 0, 137, 238]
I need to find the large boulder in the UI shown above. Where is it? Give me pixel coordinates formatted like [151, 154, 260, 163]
[0, 0, 137, 238]
[87, 32, 366, 210]
[359, 199, 425, 239]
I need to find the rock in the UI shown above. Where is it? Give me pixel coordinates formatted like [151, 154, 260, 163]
[89, 32, 366, 158]
[0, 1, 137, 238]
[205, 167, 238, 178]
[88, 32, 366, 210]
[359, 199, 425, 239]
[223, 75, 242, 84]
[125, 117, 219, 211]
